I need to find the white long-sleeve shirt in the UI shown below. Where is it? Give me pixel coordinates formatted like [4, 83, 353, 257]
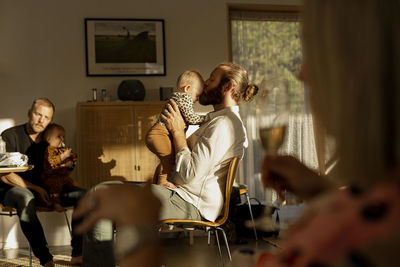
[172, 106, 248, 221]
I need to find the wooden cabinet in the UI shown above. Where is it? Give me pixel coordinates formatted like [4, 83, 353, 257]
[76, 101, 164, 189]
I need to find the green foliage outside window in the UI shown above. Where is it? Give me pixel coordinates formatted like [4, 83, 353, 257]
[231, 20, 305, 114]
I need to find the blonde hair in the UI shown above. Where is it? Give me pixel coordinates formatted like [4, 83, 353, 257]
[217, 62, 259, 103]
[303, 0, 400, 188]
[176, 70, 204, 91]
[30, 98, 55, 112]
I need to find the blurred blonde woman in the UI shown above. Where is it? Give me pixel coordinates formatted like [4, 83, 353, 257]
[258, 0, 400, 266]
[303, 0, 400, 189]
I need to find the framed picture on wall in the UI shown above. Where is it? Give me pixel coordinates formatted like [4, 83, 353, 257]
[85, 18, 166, 76]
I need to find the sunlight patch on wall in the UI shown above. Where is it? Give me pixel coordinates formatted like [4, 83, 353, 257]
[0, 119, 15, 134]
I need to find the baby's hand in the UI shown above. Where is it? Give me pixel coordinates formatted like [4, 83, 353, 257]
[60, 148, 72, 161]
[63, 159, 74, 168]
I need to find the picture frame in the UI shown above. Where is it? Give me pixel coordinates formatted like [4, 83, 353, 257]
[85, 18, 166, 76]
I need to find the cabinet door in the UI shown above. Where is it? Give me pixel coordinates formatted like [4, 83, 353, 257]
[77, 105, 136, 188]
[133, 105, 164, 181]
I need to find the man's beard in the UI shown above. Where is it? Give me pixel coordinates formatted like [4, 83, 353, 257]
[28, 122, 45, 134]
[199, 82, 225, 106]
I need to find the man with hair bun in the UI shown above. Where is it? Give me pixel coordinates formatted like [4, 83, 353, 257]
[74, 62, 259, 267]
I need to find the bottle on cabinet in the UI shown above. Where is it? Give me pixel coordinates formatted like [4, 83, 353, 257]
[92, 88, 98, 102]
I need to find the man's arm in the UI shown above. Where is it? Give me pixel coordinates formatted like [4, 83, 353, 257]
[1, 127, 51, 205]
[2, 172, 34, 188]
[73, 183, 161, 267]
[162, 100, 188, 152]
[1, 172, 51, 205]
[1, 129, 17, 152]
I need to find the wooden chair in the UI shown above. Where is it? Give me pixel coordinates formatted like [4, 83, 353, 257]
[160, 157, 240, 264]
[0, 203, 72, 267]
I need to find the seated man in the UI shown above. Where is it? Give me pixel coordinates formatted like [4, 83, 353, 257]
[0, 98, 86, 267]
[77, 62, 259, 267]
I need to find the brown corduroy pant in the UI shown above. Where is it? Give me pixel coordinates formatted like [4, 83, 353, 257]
[145, 123, 175, 184]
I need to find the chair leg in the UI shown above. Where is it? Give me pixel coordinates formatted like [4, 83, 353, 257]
[217, 227, 232, 261]
[29, 245, 32, 267]
[189, 230, 194, 246]
[214, 229, 224, 266]
[64, 210, 72, 237]
[245, 192, 258, 241]
[208, 231, 211, 245]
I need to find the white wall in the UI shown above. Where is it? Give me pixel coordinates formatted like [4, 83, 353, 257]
[0, 210, 73, 249]
[0, 0, 300, 247]
[0, 0, 300, 152]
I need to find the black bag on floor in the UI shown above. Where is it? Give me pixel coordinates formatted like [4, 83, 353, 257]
[232, 197, 280, 238]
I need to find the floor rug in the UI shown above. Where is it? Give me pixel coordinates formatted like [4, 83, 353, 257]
[0, 254, 72, 267]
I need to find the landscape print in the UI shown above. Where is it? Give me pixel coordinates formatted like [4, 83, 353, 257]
[85, 18, 165, 76]
[94, 20, 157, 63]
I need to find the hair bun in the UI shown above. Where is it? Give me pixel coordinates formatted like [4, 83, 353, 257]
[243, 84, 259, 102]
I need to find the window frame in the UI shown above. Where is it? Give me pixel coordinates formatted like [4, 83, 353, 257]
[227, 4, 301, 61]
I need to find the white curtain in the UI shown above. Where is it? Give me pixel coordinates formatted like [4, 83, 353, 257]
[237, 107, 318, 202]
[231, 9, 319, 203]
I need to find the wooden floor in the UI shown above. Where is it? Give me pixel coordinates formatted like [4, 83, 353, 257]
[0, 232, 280, 267]
[161, 232, 279, 267]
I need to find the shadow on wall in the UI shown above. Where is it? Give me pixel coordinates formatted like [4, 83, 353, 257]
[77, 144, 126, 189]
[94, 145, 126, 182]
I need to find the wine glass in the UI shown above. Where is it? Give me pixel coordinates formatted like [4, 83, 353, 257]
[256, 77, 289, 156]
[249, 77, 290, 233]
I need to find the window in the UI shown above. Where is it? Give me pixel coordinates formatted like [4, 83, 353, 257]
[229, 5, 319, 203]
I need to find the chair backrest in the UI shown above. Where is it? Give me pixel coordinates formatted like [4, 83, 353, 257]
[215, 156, 240, 225]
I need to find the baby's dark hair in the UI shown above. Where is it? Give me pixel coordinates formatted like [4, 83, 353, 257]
[176, 70, 204, 89]
[43, 123, 65, 143]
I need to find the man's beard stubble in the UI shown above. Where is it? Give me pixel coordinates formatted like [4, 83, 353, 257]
[199, 82, 225, 106]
